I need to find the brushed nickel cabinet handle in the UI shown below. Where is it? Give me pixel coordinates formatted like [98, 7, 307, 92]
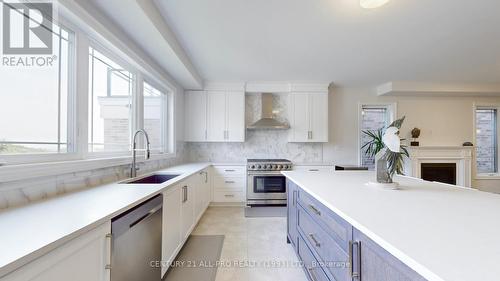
[105, 233, 112, 270]
[308, 204, 321, 216]
[307, 266, 318, 281]
[308, 233, 321, 247]
[225, 180, 235, 184]
[349, 240, 361, 279]
[224, 194, 235, 197]
[224, 169, 235, 172]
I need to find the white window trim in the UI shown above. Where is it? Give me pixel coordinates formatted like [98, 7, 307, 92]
[473, 102, 500, 179]
[357, 102, 397, 167]
[0, 10, 179, 181]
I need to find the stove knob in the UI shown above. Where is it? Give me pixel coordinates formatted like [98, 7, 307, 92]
[271, 164, 277, 170]
[276, 164, 282, 170]
[266, 164, 272, 170]
[256, 164, 261, 169]
[250, 165, 256, 170]
[283, 165, 289, 170]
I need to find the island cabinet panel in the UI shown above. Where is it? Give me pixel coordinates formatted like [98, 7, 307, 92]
[287, 180, 299, 249]
[286, 179, 428, 281]
[297, 187, 352, 253]
[353, 229, 427, 281]
[297, 234, 330, 281]
[298, 205, 351, 281]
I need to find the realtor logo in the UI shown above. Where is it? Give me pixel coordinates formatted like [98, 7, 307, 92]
[2, 1, 53, 55]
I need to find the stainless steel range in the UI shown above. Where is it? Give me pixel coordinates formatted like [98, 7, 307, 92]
[246, 159, 292, 207]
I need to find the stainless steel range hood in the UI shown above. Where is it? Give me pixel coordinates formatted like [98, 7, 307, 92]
[247, 93, 290, 130]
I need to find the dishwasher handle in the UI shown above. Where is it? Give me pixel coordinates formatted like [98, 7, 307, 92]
[129, 204, 162, 228]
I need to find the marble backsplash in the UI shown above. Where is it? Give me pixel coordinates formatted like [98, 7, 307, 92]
[0, 142, 188, 210]
[186, 93, 325, 163]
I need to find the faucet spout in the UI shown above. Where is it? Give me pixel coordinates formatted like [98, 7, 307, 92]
[131, 129, 151, 178]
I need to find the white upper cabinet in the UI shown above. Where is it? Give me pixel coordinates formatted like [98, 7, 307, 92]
[289, 92, 328, 142]
[225, 92, 245, 141]
[184, 91, 207, 142]
[207, 91, 227, 141]
[184, 90, 245, 142]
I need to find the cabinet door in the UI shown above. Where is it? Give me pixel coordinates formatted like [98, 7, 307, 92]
[4, 222, 111, 281]
[207, 91, 226, 141]
[201, 169, 211, 210]
[180, 181, 195, 240]
[287, 180, 299, 250]
[352, 228, 427, 281]
[289, 93, 310, 142]
[194, 172, 205, 221]
[184, 91, 207, 142]
[161, 186, 182, 277]
[309, 93, 328, 142]
[225, 92, 245, 142]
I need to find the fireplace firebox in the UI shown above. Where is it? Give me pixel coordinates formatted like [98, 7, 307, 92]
[421, 163, 457, 185]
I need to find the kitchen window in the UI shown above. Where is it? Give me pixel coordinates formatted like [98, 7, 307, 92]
[475, 107, 499, 175]
[143, 82, 168, 153]
[359, 104, 394, 169]
[0, 22, 75, 156]
[88, 47, 134, 154]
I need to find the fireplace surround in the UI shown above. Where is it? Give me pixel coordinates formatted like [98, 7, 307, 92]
[405, 146, 473, 187]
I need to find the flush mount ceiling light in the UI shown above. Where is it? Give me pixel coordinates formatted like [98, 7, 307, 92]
[360, 0, 390, 9]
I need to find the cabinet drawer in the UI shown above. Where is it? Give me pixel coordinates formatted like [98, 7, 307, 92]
[213, 191, 245, 202]
[212, 176, 245, 191]
[212, 166, 246, 176]
[293, 166, 333, 172]
[298, 189, 352, 253]
[297, 234, 330, 281]
[298, 206, 350, 281]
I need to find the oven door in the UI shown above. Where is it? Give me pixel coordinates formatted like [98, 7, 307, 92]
[247, 173, 287, 200]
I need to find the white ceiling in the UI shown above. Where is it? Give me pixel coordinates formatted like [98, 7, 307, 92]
[155, 0, 500, 87]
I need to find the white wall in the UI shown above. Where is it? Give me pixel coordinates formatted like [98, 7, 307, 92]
[324, 86, 500, 192]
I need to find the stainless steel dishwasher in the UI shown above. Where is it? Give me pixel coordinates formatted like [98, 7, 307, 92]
[111, 194, 162, 281]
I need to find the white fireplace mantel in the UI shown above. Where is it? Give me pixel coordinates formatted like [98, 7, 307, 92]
[405, 146, 473, 187]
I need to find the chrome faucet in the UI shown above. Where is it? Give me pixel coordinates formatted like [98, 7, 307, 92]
[131, 129, 151, 178]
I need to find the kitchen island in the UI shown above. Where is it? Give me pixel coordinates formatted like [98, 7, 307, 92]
[283, 171, 500, 281]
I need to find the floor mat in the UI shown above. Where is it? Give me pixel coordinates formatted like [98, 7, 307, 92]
[163, 235, 225, 281]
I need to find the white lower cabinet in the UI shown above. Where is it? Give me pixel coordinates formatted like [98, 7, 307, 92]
[161, 185, 182, 277]
[293, 165, 334, 172]
[180, 180, 195, 241]
[3, 222, 111, 281]
[194, 169, 210, 221]
[211, 165, 246, 203]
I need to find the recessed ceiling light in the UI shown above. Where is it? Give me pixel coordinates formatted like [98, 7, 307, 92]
[360, 0, 390, 9]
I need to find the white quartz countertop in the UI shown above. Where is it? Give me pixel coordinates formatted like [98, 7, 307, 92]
[0, 162, 210, 277]
[282, 171, 500, 281]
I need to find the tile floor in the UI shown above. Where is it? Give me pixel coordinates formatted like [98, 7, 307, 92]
[191, 206, 307, 281]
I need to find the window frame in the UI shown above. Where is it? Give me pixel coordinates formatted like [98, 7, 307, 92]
[473, 103, 500, 179]
[87, 42, 137, 158]
[358, 102, 397, 168]
[0, 11, 178, 178]
[0, 17, 78, 165]
[142, 79, 170, 154]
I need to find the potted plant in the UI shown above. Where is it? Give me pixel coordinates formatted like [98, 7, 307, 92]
[362, 116, 409, 186]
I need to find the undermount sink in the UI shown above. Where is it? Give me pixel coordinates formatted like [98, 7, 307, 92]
[122, 174, 180, 184]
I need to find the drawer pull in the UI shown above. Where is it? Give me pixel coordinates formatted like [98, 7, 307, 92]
[307, 266, 318, 281]
[224, 194, 235, 197]
[225, 180, 235, 184]
[224, 169, 236, 172]
[308, 233, 321, 248]
[308, 204, 321, 216]
[309, 169, 319, 172]
[349, 240, 361, 279]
